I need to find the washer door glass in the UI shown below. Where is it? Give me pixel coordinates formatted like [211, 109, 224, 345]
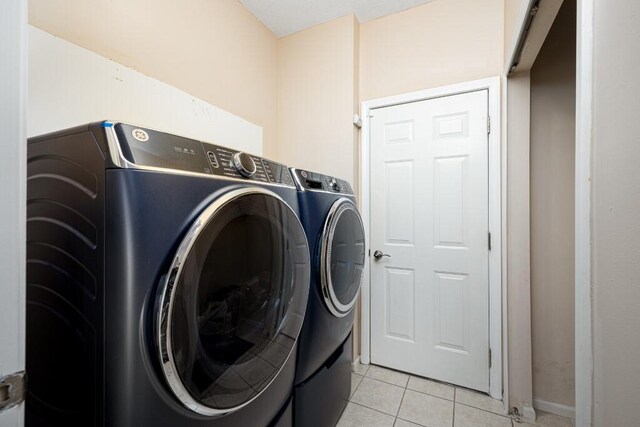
[157, 188, 310, 415]
[320, 198, 366, 317]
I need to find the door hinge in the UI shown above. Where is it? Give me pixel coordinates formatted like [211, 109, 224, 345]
[0, 371, 25, 413]
[488, 232, 492, 251]
[489, 349, 492, 368]
[487, 116, 491, 134]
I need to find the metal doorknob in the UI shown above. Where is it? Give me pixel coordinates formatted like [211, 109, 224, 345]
[373, 250, 391, 260]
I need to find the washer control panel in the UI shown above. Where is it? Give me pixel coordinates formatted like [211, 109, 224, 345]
[291, 168, 354, 195]
[202, 143, 294, 186]
[113, 123, 295, 187]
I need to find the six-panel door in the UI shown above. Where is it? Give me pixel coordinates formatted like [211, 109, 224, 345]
[369, 90, 490, 392]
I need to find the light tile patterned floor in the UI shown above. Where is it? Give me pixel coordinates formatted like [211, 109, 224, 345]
[338, 364, 575, 427]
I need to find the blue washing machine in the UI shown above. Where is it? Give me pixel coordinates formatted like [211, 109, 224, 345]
[289, 169, 366, 427]
[26, 121, 310, 426]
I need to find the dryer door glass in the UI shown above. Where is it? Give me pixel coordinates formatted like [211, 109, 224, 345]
[321, 199, 366, 317]
[158, 188, 310, 415]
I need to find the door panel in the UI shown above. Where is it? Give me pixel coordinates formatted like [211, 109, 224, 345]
[385, 161, 414, 245]
[385, 267, 415, 342]
[370, 90, 489, 392]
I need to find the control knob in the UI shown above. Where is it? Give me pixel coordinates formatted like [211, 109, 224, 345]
[329, 178, 342, 192]
[232, 152, 257, 177]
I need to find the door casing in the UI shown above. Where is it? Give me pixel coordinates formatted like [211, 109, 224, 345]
[0, 0, 27, 424]
[359, 76, 504, 402]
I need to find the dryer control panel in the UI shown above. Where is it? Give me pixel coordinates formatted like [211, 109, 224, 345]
[290, 168, 354, 195]
[112, 123, 295, 187]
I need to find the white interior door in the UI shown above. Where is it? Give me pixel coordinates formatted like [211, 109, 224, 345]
[369, 90, 490, 392]
[0, 0, 27, 425]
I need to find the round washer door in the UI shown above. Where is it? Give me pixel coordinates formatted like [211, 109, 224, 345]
[156, 187, 310, 416]
[320, 198, 366, 317]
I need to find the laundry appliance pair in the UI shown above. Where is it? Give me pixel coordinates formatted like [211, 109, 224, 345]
[25, 122, 365, 427]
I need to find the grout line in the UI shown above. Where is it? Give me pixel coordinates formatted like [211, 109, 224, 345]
[396, 384, 408, 418]
[452, 388, 456, 427]
[363, 370, 410, 389]
[405, 384, 455, 402]
[363, 375, 409, 389]
[360, 376, 407, 391]
[349, 400, 399, 419]
[350, 374, 364, 400]
[396, 415, 430, 427]
[455, 401, 512, 419]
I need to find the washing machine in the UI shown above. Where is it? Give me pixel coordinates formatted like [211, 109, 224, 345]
[26, 121, 310, 427]
[289, 168, 366, 427]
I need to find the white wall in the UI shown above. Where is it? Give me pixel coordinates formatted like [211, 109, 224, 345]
[0, 0, 26, 425]
[29, 0, 278, 156]
[591, 0, 640, 424]
[28, 26, 263, 155]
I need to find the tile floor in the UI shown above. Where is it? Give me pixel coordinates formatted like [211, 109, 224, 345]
[338, 363, 575, 427]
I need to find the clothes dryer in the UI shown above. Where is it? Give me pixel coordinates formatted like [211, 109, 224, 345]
[289, 168, 365, 427]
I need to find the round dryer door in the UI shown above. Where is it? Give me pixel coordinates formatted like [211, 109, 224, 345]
[320, 198, 366, 317]
[156, 188, 310, 416]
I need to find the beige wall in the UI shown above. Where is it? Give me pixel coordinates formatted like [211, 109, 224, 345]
[29, 0, 279, 156]
[530, 0, 576, 408]
[276, 14, 359, 184]
[591, 0, 640, 424]
[359, 0, 504, 102]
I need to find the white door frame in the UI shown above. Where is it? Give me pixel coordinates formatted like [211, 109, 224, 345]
[575, 0, 594, 425]
[0, 0, 27, 425]
[359, 76, 503, 400]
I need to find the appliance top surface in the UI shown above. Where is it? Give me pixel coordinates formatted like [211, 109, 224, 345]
[290, 168, 355, 196]
[103, 121, 296, 188]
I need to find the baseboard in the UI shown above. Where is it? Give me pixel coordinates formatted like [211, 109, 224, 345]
[533, 398, 576, 419]
[521, 405, 536, 422]
[351, 356, 361, 370]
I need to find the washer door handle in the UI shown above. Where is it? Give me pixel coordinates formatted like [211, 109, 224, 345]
[373, 250, 390, 260]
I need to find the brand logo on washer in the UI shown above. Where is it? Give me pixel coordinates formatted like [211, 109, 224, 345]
[131, 128, 149, 142]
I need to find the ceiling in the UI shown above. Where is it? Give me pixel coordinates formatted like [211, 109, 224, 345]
[239, 0, 437, 37]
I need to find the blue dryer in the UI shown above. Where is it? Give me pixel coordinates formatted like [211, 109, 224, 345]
[26, 122, 310, 426]
[289, 169, 366, 427]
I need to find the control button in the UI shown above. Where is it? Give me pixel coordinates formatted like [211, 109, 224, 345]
[300, 170, 308, 178]
[206, 151, 219, 168]
[232, 152, 257, 177]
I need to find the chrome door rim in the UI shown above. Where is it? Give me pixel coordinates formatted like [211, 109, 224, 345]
[319, 198, 365, 318]
[156, 187, 309, 416]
